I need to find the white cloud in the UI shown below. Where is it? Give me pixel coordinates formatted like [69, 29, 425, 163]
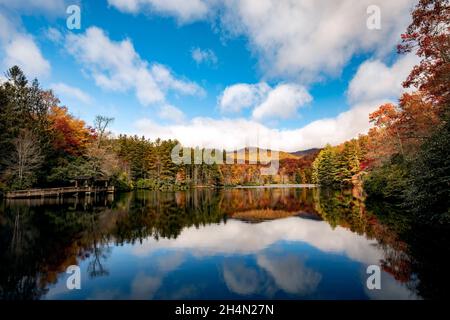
[45, 27, 63, 43]
[295, 54, 418, 148]
[3, 34, 50, 78]
[222, 262, 264, 296]
[218, 82, 311, 120]
[107, 0, 210, 22]
[132, 217, 384, 265]
[219, 82, 270, 113]
[108, 0, 415, 81]
[0, 0, 68, 15]
[107, 0, 140, 12]
[111, 217, 417, 299]
[135, 54, 415, 151]
[256, 254, 322, 295]
[222, 253, 322, 297]
[65, 27, 203, 106]
[151, 63, 204, 96]
[348, 54, 419, 103]
[130, 273, 162, 299]
[211, 53, 412, 146]
[102, 0, 418, 151]
[134, 117, 277, 151]
[252, 83, 312, 120]
[191, 47, 217, 65]
[158, 104, 185, 123]
[134, 112, 373, 152]
[3, 0, 413, 153]
[0, 12, 51, 79]
[365, 271, 419, 300]
[50, 82, 93, 105]
[220, 0, 416, 81]
[0, 11, 13, 42]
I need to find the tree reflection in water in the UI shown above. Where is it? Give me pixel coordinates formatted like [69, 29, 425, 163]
[0, 187, 448, 299]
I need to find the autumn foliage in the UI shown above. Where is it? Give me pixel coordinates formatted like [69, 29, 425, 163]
[49, 105, 95, 155]
[365, 92, 442, 165]
[398, 0, 450, 107]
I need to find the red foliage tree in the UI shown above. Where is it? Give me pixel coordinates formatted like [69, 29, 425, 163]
[398, 0, 450, 107]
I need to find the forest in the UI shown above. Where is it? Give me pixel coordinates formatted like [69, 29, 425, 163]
[0, 66, 316, 193]
[312, 0, 449, 224]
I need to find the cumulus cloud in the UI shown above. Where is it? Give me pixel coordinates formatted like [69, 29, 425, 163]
[107, 0, 210, 22]
[129, 217, 414, 299]
[219, 82, 270, 113]
[46, 217, 416, 299]
[0, 11, 13, 42]
[65, 27, 204, 106]
[364, 271, 419, 300]
[296, 54, 417, 146]
[219, 0, 415, 81]
[132, 217, 385, 265]
[135, 53, 417, 151]
[218, 82, 311, 120]
[151, 63, 203, 95]
[45, 27, 63, 43]
[348, 54, 419, 104]
[223, 262, 265, 296]
[3, 35, 51, 78]
[134, 103, 377, 151]
[133, 112, 365, 152]
[128, 217, 415, 297]
[158, 104, 186, 123]
[102, 0, 418, 150]
[108, 0, 415, 81]
[129, 251, 187, 299]
[222, 253, 322, 297]
[0, 0, 68, 15]
[50, 82, 93, 105]
[134, 117, 283, 151]
[191, 47, 217, 65]
[256, 254, 322, 295]
[252, 83, 312, 120]
[130, 273, 162, 299]
[0, 13, 50, 79]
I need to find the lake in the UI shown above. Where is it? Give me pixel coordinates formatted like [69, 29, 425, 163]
[0, 187, 446, 300]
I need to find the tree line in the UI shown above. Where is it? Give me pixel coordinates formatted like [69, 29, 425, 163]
[0, 67, 315, 193]
[313, 0, 449, 224]
[312, 138, 367, 187]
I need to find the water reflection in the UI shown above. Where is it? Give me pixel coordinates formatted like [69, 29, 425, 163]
[0, 187, 444, 300]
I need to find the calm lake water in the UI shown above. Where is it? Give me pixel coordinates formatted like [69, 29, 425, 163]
[0, 187, 447, 300]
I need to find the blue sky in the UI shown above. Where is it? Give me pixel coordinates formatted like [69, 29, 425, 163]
[0, 0, 418, 151]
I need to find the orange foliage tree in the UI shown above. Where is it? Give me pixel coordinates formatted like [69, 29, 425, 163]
[367, 92, 442, 164]
[48, 105, 95, 156]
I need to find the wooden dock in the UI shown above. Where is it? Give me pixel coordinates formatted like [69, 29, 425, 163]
[5, 186, 115, 199]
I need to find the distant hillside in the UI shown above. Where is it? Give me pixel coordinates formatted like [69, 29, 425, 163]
[226, 147, 300, 163]
[290, 148, 321, 158]
[225, 147, 322, 163]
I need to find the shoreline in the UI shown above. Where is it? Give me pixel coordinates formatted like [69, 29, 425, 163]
[1, 184, 319, 200]
[232, 184, 317, 189]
